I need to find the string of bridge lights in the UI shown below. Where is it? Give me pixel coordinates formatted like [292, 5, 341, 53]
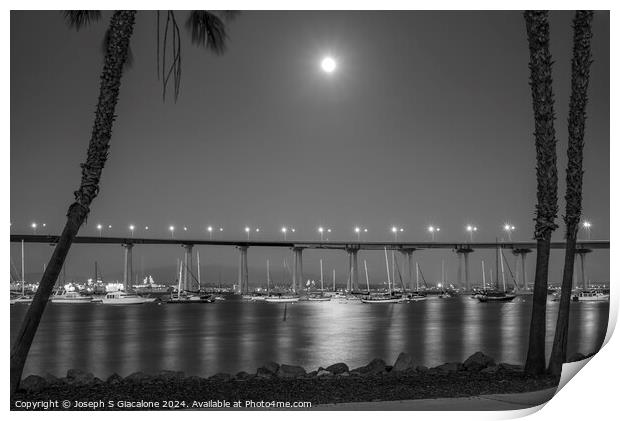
[15, 220, 595, 241]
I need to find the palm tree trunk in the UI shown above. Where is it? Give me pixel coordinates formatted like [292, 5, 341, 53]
[10, 10, 136, 395]
[523, 10, 559, 376]
[526, 236, 553, 374]
[548, 10, 594, 377]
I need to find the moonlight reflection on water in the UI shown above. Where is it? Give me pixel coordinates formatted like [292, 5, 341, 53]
[10, 296, 608, 378]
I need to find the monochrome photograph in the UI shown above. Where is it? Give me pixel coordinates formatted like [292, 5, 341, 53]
[9, 6, 612, 413]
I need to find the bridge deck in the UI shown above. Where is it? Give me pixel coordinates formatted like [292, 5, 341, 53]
[9, 235, 609, 251]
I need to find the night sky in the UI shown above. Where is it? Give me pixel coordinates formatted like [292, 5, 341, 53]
[10, 11, 610, 286]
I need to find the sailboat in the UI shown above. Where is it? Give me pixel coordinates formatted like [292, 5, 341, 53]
[437, 260, 452, 298]
[11, 240, 33, 305]
[477, 241, 516, 302]
[265, 258, 300, 303]
[406, 262, 427, 302]
[167, 260, 214, 303]
[361, 248, 404, 303]
[309, 259, 331, 301]
[471, 260, 487, 299]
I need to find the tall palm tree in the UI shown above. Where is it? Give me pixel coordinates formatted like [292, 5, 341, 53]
[10, 10, 234, 395]
[523, 10, 559, 376]
[548, 10, 594, 376]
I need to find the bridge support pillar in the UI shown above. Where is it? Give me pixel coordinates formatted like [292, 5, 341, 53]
[237, 246, 248, 294]
[293, 247, 304, 293]
[346, 247, 359, 292]
[181, 244, 193, 291]
[456, 247, 473, 291]
[576, 248, 592, 289]
[512, 248, 532, 290]
[122, 243, 133, 292]
[401, 249, 415, 291]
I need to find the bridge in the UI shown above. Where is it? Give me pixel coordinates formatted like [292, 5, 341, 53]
[11, 235, 609, 295]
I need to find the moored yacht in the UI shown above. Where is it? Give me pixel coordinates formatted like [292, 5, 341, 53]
[361, 293, 405, 304]
[572, 289, 610, 302]
[264, 294, 300, 303]
[50, 289, 93, 303]
[10, 295, 33, 305]
[362, 248, 405, 303]
[100, 291, 157, 305]
[308, 293, 331, 301]
[167, 292, 214, 303]
[477, 290, 516, 302]
[477, 242, 516, 303]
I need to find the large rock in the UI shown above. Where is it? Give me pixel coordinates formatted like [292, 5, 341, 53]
[435, 362, 462, 373]
[124, 371, 152, 383]
[463, 352, 495, 372]
[498, 363, 523, 372]
[43, 373, 60, 385]
[209, 372, 233, 382]
[351, 358, 387, 376]
[325, 362, 349, 375]
[20, 375, 48, 392]
[481, 365, 500, 374]
[277, 364, 307, 379]
[415, 365, 429, 373]
[263, 361, 280, 374]
[66, 368, 95, 385]
[316, 369, 333, 378]
[392, 352, 414, 372]
[235, 371, 253, 381]
[256, 367, 276, 379]
[106, 373, 123, 385]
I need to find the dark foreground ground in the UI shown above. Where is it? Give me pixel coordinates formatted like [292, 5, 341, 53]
[11, 352, 562, 410]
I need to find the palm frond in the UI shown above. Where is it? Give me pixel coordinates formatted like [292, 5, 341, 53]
[186, 11, 228, 54]
[63, 11, 102, 30]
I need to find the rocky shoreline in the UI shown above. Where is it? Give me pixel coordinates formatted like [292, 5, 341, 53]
[11, 351, 569, 410]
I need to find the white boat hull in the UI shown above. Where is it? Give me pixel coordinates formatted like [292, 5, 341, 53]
[10, 297, 33, 305]
[361, 298, 405, 304]
[573, 294, 609, 302]
[101, 298, 156, 305]
[50, 298, 93, 304]
[265, 297, 300, 303]
[477, 294, 516, 302]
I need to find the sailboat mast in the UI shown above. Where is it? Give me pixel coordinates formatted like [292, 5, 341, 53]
[364, 260, 370, 292]
[416, 262, 420, 291]
[441, 259, 445, 291]
[197, 251, 201, 290]
[482, 260, 486, 290]
[320, 259, 324, 291]
[267, 259, 271, 295]
[21, 239, 25, 295]
[177, 259, 183, 298]
[495, 239, 500, 290]
[500, 248, 507, 292]
[95, 261, 98, 283]
[384, 247, 392, 294]
[332, 269, 336, 292]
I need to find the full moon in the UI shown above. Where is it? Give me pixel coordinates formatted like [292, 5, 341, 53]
[321, 57, 337, 73]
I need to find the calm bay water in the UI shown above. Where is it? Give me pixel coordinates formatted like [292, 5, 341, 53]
[10, 296, 608, 378]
